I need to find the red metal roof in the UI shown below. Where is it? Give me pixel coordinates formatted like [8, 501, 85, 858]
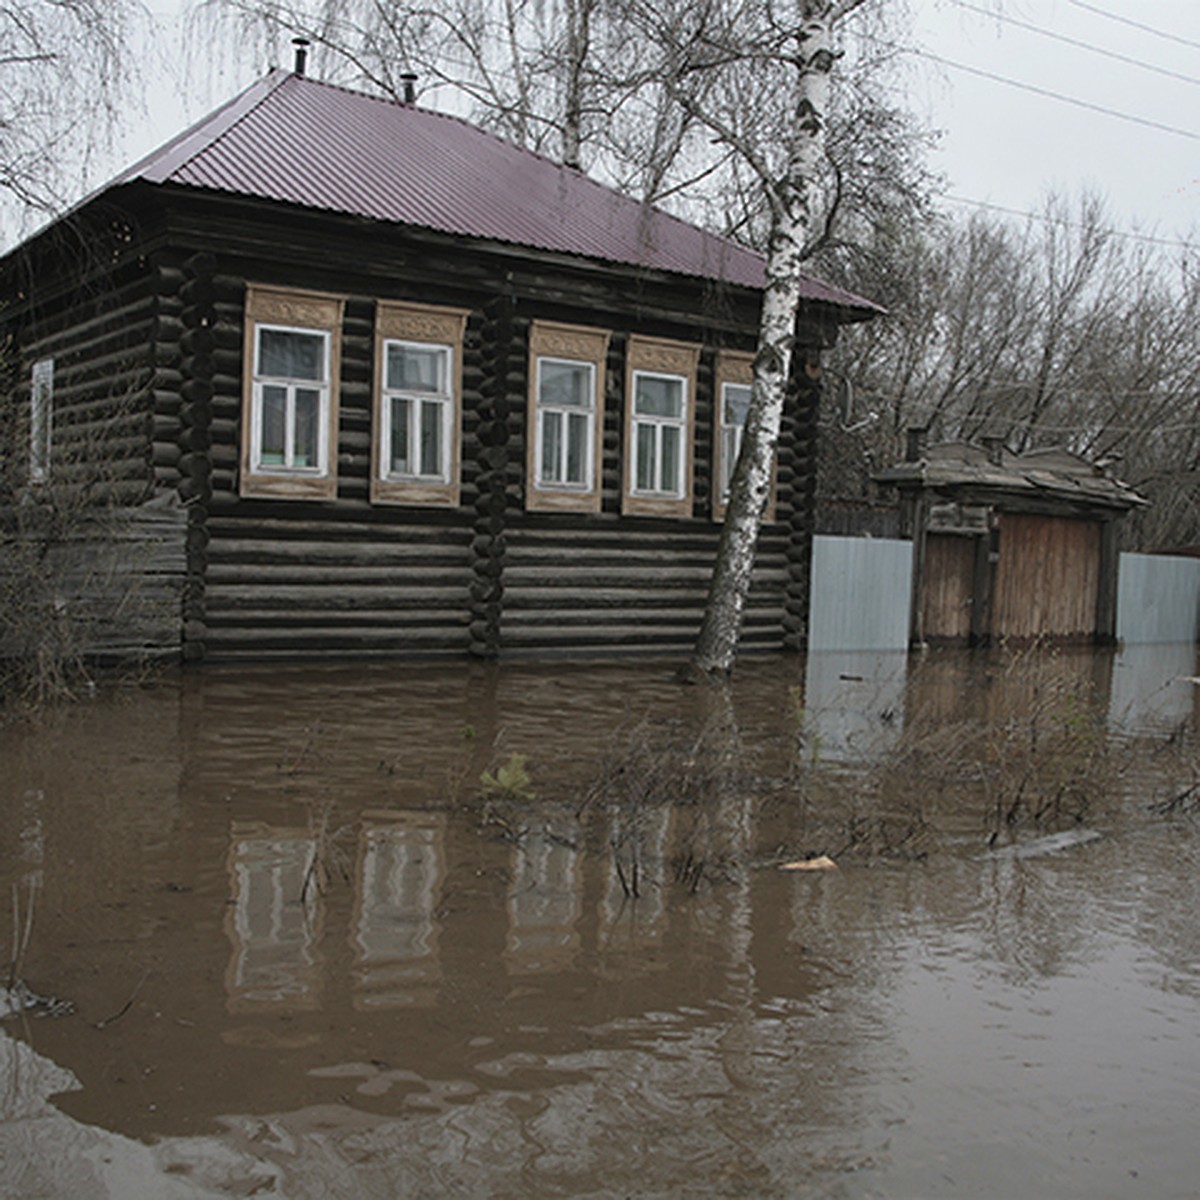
[113, 70, 881, 316]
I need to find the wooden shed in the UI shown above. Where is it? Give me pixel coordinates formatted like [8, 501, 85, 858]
[0, 63, 881, 663]
[877, 436, 1145, 647]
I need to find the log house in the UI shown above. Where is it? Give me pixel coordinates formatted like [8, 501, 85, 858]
[0, 65, 880, 662]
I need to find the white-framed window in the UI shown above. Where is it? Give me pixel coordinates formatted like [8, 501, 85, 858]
[381, 339, 453, 483]
[536, 357, 595, 490]
[241, 285, 345, 501]
[712, 350, 773, 522]
[718, 381, 752, 503]
[29, 357, 53, 485]
[622, 335, 698, 518]
[526, 321, 609, 513]
[632, 370, 687, 498]
[372, 300, 468, 508]
[251, 324, 330, 473]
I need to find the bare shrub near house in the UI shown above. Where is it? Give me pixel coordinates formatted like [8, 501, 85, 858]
[577, 704, 750, 895]
[0, 363, 181, 707]
[769, 648, 1118, 866]
[878, 649, 1110, 851]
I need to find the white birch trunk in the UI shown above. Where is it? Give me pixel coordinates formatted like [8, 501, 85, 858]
[561, 0, 590, 168]
[691, 6, 838, 674]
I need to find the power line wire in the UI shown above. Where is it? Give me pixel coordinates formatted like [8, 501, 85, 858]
[941, 194, 1199, 252]
[949, 0, 1200, 88]
[909, 46, 1200, 141]
[1063, 0, 1200, 54]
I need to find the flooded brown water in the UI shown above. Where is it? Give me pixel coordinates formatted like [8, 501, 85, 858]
[2, 645, 1200, 1198]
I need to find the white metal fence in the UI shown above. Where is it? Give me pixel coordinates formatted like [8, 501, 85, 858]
[808, 535, 913, 652]
[1116, 552, 1200, 645]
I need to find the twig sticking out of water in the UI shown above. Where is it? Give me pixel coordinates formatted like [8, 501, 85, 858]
[1149, 780, 1200, 816]
[612, 841, 640, 899]
[94, 969, 150, 1029]
[8, 878, 38, 988]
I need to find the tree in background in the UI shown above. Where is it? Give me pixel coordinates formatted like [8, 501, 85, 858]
[195, 0, 627, 172]
[820, 192, 1200, 550]
[0, 0, 142, 235]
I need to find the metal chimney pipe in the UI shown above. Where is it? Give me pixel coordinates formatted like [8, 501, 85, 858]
[293, 37, 310, 76]
[400, 73, 418, 104]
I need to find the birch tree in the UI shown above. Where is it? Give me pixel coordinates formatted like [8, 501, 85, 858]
[616, 0, 879, 674]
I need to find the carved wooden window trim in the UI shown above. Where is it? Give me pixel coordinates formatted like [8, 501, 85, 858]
[712, 350, 776, 523]
[622, 335, 700, 518]
[372, 301, 469, 508]
[240, 284, 345, 501]
[526, 321, 610, 513]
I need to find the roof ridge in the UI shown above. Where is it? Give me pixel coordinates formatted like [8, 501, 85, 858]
[116, 69, 292, 187]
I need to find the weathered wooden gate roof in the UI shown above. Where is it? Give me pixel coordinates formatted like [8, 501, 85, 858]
[107, 69, 880, 318]
[878, 441, 1146, 512]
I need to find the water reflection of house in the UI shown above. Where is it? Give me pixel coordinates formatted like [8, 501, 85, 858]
[225, 825, 322, 1011]
[353, 813, 445, 1009]
[506, 818, 583, 973]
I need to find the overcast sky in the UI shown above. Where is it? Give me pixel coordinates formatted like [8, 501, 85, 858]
[909, 0, 1200, 243]
[91, 0, 1200, 250]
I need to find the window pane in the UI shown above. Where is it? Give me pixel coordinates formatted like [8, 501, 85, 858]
[722, 427, 743, 498]
[388, 344, 445, 394]
[260, 328, 325, 381]
[635, 374, 682, 418]
[260, 384, 287, 464]
[391, 397, 412, 474]
[540, 360, 592, 408]
[566, 412, 588, 484]
[723, 384, 752, 427]
[541, 411, 563, 483]
[420, 399, 442, 476]
[30, 361, 52, 481]
[293, 388, 320, 467]
[660, 425, 681, 494]
[636, 423, 656, 491]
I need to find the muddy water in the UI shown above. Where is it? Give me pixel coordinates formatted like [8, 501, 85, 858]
[2, 646, 1199, 1198]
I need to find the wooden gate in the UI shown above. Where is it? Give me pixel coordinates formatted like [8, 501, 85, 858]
[921, 534, 978, 643]
[991, 514, 1102, 642]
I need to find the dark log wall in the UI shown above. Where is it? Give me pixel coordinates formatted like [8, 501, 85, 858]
[0, 221, 189, 663]
[183, 273, 476, 662]
[501, 522, 789, 655]
[6, 239, 162, 505]
[499, 329, 796, 656]
[4, 188, 838, 663]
